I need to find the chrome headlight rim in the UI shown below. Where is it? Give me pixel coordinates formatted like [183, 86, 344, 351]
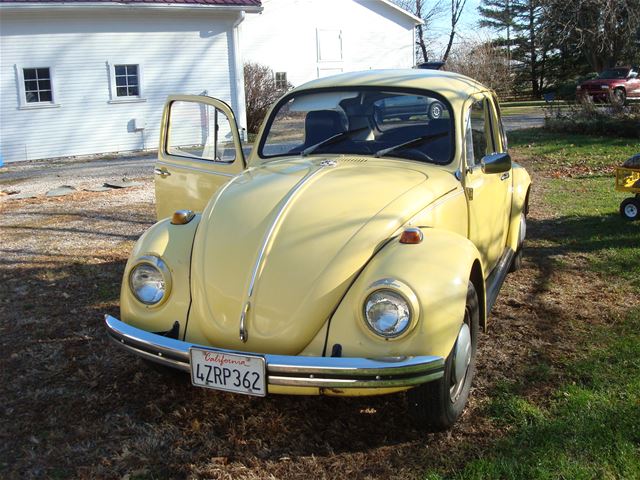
[128, 255, 172, 307]
[361, 278, 419, 340]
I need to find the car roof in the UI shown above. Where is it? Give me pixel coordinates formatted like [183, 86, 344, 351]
[292, 69, 489, 104]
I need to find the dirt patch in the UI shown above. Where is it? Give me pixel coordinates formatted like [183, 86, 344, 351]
[0, 172, 635, 479]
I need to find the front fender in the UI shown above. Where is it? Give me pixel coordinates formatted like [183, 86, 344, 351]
[325, 228, 484, 360]
[120, 215, 201, 338]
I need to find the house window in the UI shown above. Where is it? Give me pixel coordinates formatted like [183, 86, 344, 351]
[114, 64, 140, 97]
[275, 72, 288, 90]
[23, 68, 52, 103]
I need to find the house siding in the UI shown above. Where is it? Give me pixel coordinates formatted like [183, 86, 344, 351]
[0, 8, 245, 162]
[241, 0, 417, 87]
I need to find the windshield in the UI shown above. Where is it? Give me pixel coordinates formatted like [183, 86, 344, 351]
[259, 89, 454, 164]
[598, 68, 629, 79]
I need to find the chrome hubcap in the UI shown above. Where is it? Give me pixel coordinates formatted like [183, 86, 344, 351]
[624, 203, 638, 218]
[450, 319, 471, 402]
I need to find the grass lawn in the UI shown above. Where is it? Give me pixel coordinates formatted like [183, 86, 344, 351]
[425, 129, 640, 480]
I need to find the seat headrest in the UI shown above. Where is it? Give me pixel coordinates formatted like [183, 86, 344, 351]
[304, 110, 347, 146]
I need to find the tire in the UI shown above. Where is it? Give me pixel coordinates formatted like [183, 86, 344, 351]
[429, 101, 444, 120]
[620, 197, 640, 221]
[612, 88, 626, 105]
[407, 282, 479, 431]
[509, 211, 527, 273]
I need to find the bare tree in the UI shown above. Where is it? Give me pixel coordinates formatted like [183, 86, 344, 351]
[243, 62, 292, 134]
[393, 0, 445, 63]
[544, 0, 640, 72]
[445, 38, 514, 96]
[442, 0, 469, 62]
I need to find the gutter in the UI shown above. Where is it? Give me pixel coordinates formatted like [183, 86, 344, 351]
[0, 3, 263, 13]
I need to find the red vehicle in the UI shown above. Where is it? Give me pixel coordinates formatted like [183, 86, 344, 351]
[577, 66, 640, 104]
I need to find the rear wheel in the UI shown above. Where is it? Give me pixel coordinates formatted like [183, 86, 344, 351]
[407, 282, 479, 431]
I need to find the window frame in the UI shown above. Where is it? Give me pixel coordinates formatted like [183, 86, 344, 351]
[15, 65, 60, 110]
[107, 61, 146, 104]
[465, 96, 496, 169]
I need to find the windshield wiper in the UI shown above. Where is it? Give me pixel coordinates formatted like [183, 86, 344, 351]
[301, 126, 370, 157]
[373, 131, 448, 159]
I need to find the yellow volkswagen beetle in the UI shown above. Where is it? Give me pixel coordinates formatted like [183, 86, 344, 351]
[105, 69, 531, 431]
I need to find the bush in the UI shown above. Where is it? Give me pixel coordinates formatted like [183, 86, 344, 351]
[544, 99, 640, 138]
[244, 62, 293, 134]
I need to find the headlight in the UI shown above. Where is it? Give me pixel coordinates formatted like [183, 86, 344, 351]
[364, 289, 412, 338]
[129, 256, 171, 305]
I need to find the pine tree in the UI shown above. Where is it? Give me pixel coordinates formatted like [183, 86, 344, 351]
[477, 0, 516, 64]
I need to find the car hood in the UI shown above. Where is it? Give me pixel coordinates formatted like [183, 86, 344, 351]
[185, 157, 457, 354]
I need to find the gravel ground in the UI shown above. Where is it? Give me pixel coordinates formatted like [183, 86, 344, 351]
[1, 141, 636, 478]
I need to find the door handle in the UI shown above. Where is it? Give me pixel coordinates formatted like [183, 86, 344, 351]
[500, 172, 510, 181]
[154, 168, 171, 177]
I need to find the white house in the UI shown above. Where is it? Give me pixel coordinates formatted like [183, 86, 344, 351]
[241, 0, 422, 87]
[0, 0, 262, 163]
[0, 0, 420, 163]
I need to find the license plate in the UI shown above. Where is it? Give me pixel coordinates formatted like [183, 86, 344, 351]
[189, 347, 267, 397]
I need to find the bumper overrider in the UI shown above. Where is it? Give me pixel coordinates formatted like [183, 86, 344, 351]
[105, 315, 445, 390]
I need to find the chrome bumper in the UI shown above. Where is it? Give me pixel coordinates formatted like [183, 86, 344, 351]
[105, 315, 445, 389]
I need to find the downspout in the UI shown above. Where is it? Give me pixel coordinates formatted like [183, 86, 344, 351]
[232, 11, 248, 142]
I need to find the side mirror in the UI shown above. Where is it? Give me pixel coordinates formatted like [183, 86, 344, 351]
[481, 152, 511, 174]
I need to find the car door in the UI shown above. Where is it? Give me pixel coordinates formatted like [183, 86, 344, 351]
[155, 95, 246, 220]
[463, 93, 512, 275]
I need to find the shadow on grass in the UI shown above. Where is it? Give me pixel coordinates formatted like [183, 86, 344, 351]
[527, 212, 640, 289]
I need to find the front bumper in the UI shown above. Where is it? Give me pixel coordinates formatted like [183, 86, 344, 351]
[105, 315, 445, 390]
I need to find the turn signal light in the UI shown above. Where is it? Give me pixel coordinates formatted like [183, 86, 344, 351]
[399, 227, 423, 244]
[171, 209, 195, 225]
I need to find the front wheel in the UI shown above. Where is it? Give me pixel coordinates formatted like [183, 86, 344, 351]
[429, 101, 444, 119]
[620, 197, 639, 221]
[407, 282, 479, 431]
[612, 88, 626, 105]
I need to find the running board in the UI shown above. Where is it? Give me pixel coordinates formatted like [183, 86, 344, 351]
[485, 248, 515, 314]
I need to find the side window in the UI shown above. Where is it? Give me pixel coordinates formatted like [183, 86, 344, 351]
[16, 66, 57, 108]
[114, 64, 140, 98]
[167, 100, 236, 163]
[108, 62, 144, 102]
[492, 97, 508, 152]
[465, 98, 494, 167]
[23, 67, 53, 103]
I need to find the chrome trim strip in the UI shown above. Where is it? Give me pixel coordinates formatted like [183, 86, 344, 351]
[239, 165, 326, 342]
[105, 315, 445, 389]
[156, 160, 236, 178]
[246, 166, 325, 298]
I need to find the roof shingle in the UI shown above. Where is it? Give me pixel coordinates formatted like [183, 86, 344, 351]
[0, 0, 261, 6]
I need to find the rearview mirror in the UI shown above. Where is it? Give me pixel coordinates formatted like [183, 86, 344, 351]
[481, 153, 511, 174]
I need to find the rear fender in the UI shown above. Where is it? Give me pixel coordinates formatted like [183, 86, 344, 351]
[325, 228, 485, 360]
[506, 164, 532, 251]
